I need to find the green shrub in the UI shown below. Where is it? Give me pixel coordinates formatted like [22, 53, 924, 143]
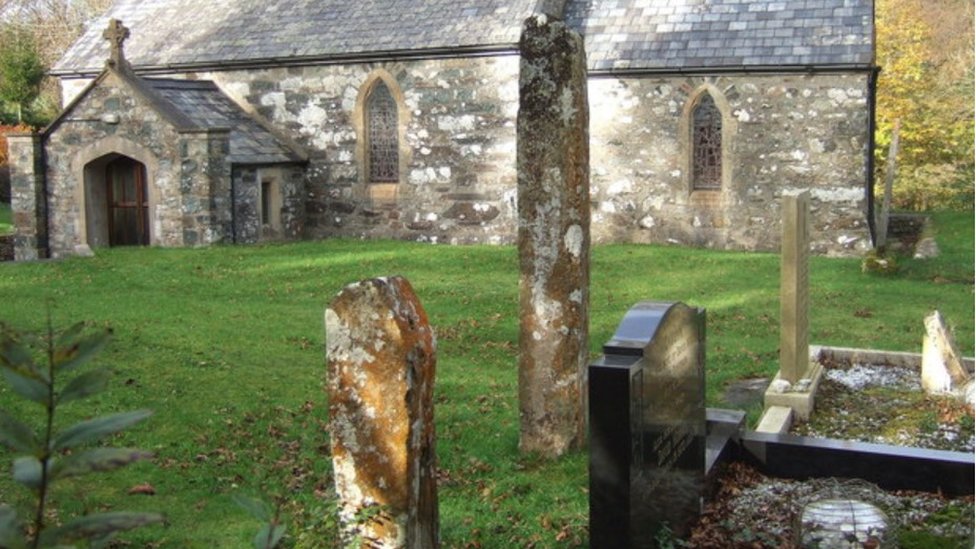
[0, 321, 162, 547]
[233, 494, 286, 549]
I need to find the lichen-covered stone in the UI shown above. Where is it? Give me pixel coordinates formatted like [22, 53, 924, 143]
[516, 14, 589, 458]
[588, 74, 871, 254]
[325, 276, 438, 548]
[7, 134, 47, 260]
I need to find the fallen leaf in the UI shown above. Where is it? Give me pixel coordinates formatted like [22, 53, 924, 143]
[128, 483, 156, 496]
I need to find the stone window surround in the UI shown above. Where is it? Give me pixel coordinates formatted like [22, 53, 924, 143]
[258, 167, 284, 238]
[680, 83, 735, 199]
[70, 136, 161, 250]
[364, 80, 399, 183]
[352, 68, 411, 208]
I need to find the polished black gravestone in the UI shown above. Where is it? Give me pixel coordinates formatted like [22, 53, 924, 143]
[589, 302, 706, 548]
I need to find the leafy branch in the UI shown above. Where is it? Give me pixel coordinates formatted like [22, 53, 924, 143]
[233, 494, 285, 549]
[0, 321, 163, 548]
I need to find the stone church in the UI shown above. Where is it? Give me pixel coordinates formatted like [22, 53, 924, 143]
[9, 0, 877, 260]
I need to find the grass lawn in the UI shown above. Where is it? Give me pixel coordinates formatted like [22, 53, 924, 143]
[0, 210, 972, 547]
[0, 202, 11, 234]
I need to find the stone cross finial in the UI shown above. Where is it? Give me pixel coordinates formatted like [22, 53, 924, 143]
[102, 18, 130, 67]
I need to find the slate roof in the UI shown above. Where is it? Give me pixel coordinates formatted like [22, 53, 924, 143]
[143, 78, 305, 164]
[566, 0, 875, 72]
[53, 0, 539, 74]
[53, 0, 874, 75]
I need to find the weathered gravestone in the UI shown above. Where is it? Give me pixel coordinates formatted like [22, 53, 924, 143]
[325, 276, 439, 548]
[922, 310, 973, 399]
[516, 13, 590, 457]
[589, 302, 706, 548]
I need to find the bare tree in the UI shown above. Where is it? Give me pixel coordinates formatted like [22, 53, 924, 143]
[0, 0, 112, 121]
[3, 0, 113, 63]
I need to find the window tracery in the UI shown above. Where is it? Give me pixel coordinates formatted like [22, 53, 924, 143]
[692, 93, 722, 190]
[366, 81, 399, 183]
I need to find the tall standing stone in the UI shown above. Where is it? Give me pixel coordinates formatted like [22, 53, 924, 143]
[780, 191, 810, 384]
[325, 276, 438, 548]
[517, 14, 590, 458]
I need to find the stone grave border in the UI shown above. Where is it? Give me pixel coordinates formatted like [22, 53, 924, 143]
[706, 345, 976, 501]
[708, 405, 974, 498]
[757, 345, 976, 434]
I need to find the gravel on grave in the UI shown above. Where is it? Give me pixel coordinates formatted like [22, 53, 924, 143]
[791, 360, 975, 453]
[689, 360, 976, 546]
[687, 462, 975, 548]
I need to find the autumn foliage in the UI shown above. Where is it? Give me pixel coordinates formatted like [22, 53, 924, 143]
[875, 0, 975, 210]
[0, 124, 31, 166]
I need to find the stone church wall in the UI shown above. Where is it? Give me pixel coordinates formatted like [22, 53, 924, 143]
[232, 165, 306, 243]
[57, 61, 872, 256]
[589, 72, 871, 255]
[200, 55, 523, 245]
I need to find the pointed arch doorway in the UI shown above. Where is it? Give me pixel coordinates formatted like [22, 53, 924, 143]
[81, 155, 151, 248]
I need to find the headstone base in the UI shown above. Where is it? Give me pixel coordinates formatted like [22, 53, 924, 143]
[763, 361, 823, 422]
[755, 405, 794, 434]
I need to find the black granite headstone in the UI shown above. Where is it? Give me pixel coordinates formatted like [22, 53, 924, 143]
[589, 301, 706, 548]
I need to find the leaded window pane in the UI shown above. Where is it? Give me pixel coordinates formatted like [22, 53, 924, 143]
[692, 94, 722, 190]
[367, 82, 399, 182]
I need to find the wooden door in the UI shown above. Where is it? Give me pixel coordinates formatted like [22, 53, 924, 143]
[106, 157, 149, 246]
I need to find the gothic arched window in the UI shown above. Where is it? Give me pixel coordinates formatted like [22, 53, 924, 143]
[366, 81, 399, 183]
[692, 93, 722, 190]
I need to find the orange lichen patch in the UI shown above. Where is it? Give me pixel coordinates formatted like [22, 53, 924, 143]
[326, 276, 438, 547]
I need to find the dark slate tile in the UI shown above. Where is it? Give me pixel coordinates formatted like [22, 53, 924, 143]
[53, 0, 874, 74]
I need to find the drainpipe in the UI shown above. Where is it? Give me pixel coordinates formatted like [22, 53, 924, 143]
[866, 65, 880, 247]
[229, 167, 238, 244]
[40, 134, 51, 259]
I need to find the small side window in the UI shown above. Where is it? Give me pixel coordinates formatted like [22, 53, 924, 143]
[259, 177, 282, 237]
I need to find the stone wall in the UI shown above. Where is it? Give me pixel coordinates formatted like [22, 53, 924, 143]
[201, 56, 522, 246]
[232, 164, 306, 243]
[7, 134, 47, 260]
[589, 72, 872, 255]
[57, 64, 873, 255]
[178, 128, 232, 247]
